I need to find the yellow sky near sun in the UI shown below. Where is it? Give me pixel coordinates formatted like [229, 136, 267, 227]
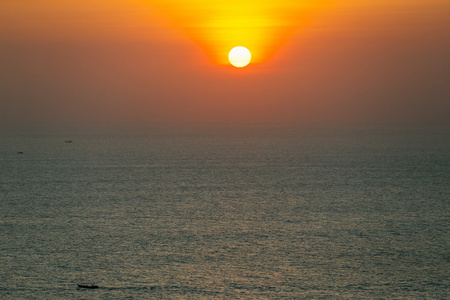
[1, 0, 448, 65]
[148, 0, 330, 65]
[0, 0, 331, 64]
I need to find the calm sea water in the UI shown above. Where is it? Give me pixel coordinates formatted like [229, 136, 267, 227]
[1, 128, 449, 299]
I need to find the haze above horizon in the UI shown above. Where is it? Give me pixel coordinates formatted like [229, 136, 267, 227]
[1, 0, 449, 130]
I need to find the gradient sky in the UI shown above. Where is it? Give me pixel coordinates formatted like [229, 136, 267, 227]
[1, 0, 449, 130]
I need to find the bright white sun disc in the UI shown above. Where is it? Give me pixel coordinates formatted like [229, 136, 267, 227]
[228, 46, 251, 68]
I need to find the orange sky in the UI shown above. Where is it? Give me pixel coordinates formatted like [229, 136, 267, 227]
[1, 0, 449, 130]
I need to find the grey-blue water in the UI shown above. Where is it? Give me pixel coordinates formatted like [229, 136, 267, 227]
[1, 128, 449, 299]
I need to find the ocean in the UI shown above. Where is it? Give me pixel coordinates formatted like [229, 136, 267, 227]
[1, 127, 448, 299]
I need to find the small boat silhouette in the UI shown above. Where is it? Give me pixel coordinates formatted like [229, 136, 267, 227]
[77, 284, 98, 289]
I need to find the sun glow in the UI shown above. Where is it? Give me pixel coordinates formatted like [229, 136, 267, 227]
[150, 1, 330, 65]
[228, 46, 251, 68]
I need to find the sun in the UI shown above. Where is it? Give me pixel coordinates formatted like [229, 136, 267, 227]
[228, 46, 251, 68]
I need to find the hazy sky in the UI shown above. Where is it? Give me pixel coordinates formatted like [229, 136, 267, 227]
[1, 0, 449, 130]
